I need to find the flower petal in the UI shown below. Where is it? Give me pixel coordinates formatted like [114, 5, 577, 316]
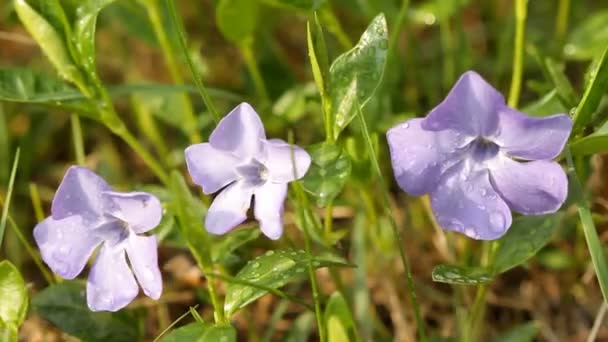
[51, 166, 110, 222]
[262, 139, 311, 183]
[430, 163, 512, 240]
[386, 118, 471, 196]
[254, 182, 287, 240]
[126, 234, 162, 300]
[102, 191, 162, 234]
[489, 156, 568, 214]
[185, 143, 241, 194]
[422, 71, 504, 136]
[493, 108, 572, 160]
[209, 103, 266, 159]
[33, 215, 101, 279]
[205, 181, 254, 235]
[87, 245, 138, 312]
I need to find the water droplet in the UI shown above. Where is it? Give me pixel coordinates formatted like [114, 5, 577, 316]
[464, 228, 477, 238]
[480, 188, 487, 196]
[252, 262, 260, 269]
[489, 212, 505, 231]
[403, 123, 410, 129]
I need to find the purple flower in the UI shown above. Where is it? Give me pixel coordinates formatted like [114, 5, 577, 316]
[34, 166, 163, 311]
[185, 103, 311, 240]
[387, 71, 572, 240]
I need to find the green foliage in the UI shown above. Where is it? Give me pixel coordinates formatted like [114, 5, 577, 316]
[492, 321, 538, 342]
[431, 265, 493, 285]
[32, 281, 139, 342]
[565, 10, 608, 60]
[324, 292, 356, 341]
[261, 0, 326, 11]
[410, 0, 470, 25]
[162, 322, 236, 342]
[216, 0, 259, 45]
[329, 13, 388, 139]
[301, 143, 352, 206]
[224, 249, 349, 317]
[572, 45, 608, 134]
[0, 261, 28, 340]
[0, 68, 76, 103]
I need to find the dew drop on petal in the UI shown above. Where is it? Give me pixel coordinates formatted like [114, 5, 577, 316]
[489, 212, 505, 231]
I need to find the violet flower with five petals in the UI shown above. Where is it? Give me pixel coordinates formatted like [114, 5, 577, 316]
[34, 166, 163, 311]
[185, 103, 311, 240]
[387, 71, 572, 240]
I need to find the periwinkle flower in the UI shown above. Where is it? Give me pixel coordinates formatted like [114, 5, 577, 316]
[387, 71, 572, 240]
[34, 166, 163, 311]
[185, 102, 311, 240]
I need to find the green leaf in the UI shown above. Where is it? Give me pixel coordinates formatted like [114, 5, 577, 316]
[330, 13, 388, 139]
[0, 324, 18, 342]
[569, 132, 608, 156]
[564, 10, 608, 60]
[224, 249, 349, 317]
[301, 143, 352, 206]
[0, 261, 28, 327]
[72, 0, 118, 73]
[0, 68, 77, 103]
[324, 292, 355, 341]
[261, 0, 326, 11]
[307, 13, 329, 100]
[216, 0, 259, 44]
[285, 312, 315, 342]
[521, 90, 568, 117]
[32, 281, 139, 342]
[492, 214, 561, 274]
[162, 322, 236, 342]
[572, 46, 608, 134]
[492, 321, 539, 342]
[13, 0, 82, 83]
[541, 58, 577, 108]
[410, 0, 470, 25]
[211, 228, 261, 263]
[431, 264, 493, 285]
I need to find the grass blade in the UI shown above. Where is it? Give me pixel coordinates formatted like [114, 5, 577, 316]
[0, 148, 20, 248]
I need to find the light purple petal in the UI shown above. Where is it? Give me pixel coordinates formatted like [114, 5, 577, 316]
[254, 182, 287, 240]
[102, 191, 162, 234]
[386, 118, 471, 196]
[87, 245, 138, 312]
[489, 156, 568, 214]
[205, 181, 254, 235]
[33, 215, 101, 279]
[126, 234, 162, 300]
[430, 163, 512, 240]
[493, 107, 572, 160]
[51, 166, 110, 222]
[185, 143, 241, 194]
[209, 103, 266, 159]
[422, 71, 504, 137]
[262, 139, 311, 183]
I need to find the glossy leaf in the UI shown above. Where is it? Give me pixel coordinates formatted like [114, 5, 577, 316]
[301, 143, 352, 206]
[330, 13, 388, 139]
[216, 0, 258, 44]
[211, 228, 261, 263]
[224, 249, 349, 317]
[0, 324, 18, 342]
[261, 0, 326, 10]
[569, 132, 608, 156]
[572, 46, 608, 133]
[72, 0, 118, 73]
[0, 68, 77, 103]
[162, 322, 236, 342]
[492, 214, 561, 274]
[431, 264, 493, 285]
[324, 292, 355, 341]
[13, 0, 81, 82]
[0, 261, 28, 327]
[493, 321, 539, 342]
[32, 281, 139, 342]
[564, 10, 608, 60]
[327, 316, 349, 342]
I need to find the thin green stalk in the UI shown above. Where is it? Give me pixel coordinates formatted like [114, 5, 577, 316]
[566, 149, 608, 303]
[324, 201, 334, 240]
[116, 128, 169, 184]
[29, 183, 44, 223]
[165, 0, 220, 123]
[145, 0, 200, 143]
[319, 6, 353, 50]
[0, 148, 19, 248]
[242, 43, 270, 106]
[70, 114, 86, 165]
[152, 305, 199, 342]
[507, 0, 528, 108]
[467, 241, 498, 341]
[555, 0, 570, 46]
[388, 0, 410, 62]
[355, 107, 427, 341]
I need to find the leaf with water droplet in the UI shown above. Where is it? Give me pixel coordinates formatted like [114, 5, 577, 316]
[301, 143, 352, 206]
[0, 261, 28, 330]
[162, 322, 236, 342]
[224, 249, 350, 317]
[32, 281, 139, 342]
[492, 214, 562, 274]
[329, 13, 387, 139]
[431, 264, 493, 285]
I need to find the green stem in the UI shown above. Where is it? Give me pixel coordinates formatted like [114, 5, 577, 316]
[355, 106, 427, 341]
[324, 201, 334, 240]
[242, 43, 270, 106]
[29, 183, 44, 223]
[555, 0, 570, 46]
[467, 241, 498, 341]
[70, 114, 86, 165]
[165, 0, 220, 123]
[0, 148, 19, 248]
[145, 0, 200, 143]
[320, 6, 353, 50]
[507, 0, 528, 108]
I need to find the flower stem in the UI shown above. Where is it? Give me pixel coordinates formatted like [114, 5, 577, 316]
[355, 105, 427, 341]
[324, 201, 334, 240]
[554, 0, 570, 46]
[507, 0, 528, 108]
[145, 0, 200, 143]
[165, 0, 220, 123]
[70, 114, 86, 165]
